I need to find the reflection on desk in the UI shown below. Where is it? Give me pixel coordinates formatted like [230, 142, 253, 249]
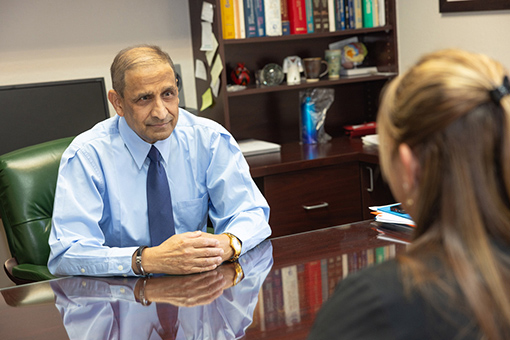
[243, 221, 408, 339]
[0, 221, 408, 339]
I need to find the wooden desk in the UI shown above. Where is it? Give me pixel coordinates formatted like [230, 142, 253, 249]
[0, 220, 407, 339]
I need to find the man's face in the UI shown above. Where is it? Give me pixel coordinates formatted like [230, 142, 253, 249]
[109, 62, 179, 144]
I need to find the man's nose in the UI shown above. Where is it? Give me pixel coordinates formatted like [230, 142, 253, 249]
[151, 97, 167, 119]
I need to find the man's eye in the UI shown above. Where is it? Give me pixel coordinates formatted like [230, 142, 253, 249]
[163, 91, 174, 97]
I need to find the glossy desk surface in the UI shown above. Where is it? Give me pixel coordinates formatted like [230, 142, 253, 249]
[0, 220, 408, 339]
[246, 137, 380, 178]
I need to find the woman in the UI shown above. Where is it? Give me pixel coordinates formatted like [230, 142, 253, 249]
[308, 49, 510, 340]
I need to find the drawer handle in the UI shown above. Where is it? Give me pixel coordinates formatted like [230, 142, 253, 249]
[366, 166, 374, 193]
[302, 202, 329, 210]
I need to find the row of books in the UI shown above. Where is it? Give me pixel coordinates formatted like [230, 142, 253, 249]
[221, 0, 386, 40]
[250, 243, 405, 331]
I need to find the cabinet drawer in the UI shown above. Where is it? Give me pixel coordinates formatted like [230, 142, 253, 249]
[264, 163, 362, 237]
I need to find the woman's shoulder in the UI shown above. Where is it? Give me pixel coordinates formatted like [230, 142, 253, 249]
[308, 259, 428, 340]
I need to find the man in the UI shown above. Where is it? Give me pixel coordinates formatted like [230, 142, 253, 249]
[48, 45, 271, 277]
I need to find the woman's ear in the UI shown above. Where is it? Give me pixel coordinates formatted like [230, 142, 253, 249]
[108, 90, 124, 117]
[398, 143, 420, 193]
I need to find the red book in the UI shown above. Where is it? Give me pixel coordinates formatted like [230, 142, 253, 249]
[304, 260, 323, 314]
[287, 0, 308, 34]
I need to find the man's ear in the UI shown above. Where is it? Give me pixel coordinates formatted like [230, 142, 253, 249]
[398, 143, 420, 193]
[108, 90, 124, 117]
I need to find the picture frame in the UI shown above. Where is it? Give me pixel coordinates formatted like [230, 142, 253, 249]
[439, 0, 510, 13]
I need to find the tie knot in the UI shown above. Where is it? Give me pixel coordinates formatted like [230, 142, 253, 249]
[148, 145, 162, 163]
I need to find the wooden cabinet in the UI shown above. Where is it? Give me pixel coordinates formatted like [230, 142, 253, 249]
[261, 162, 362, 237]
[188, 0, 398, 144]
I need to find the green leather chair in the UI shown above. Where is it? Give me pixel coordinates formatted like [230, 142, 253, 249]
[0, 137, 74, 284]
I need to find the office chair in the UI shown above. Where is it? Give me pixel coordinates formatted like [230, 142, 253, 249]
[0, 137, 74, 284]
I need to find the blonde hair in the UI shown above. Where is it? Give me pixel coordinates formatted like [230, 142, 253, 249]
[377, 49, 510, 339]
[110, 44, 175, 97]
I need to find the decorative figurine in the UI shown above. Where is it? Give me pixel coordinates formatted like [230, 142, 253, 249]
[341, 42, 368, 69]
[283, 56, 304, 85]
[231, 63, 251, 85]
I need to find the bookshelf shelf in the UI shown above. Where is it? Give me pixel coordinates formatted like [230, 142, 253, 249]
[226, 73, 396, 97]
[222, 24, 395, 45]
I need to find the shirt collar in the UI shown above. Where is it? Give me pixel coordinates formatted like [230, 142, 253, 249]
[118, 116, 171, 169]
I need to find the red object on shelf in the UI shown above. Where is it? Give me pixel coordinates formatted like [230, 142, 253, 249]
[343, 122, 377, 138]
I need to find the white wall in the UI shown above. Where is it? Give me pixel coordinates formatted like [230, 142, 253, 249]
[0, 0, 198, 111]
[0, 0, 510, 288]
[397, 0, 510, 72]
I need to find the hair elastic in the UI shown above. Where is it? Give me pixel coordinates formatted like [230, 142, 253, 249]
[490, 76, 510, 105]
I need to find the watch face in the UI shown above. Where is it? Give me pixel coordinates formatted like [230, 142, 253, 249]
[232, 237, 241, 252]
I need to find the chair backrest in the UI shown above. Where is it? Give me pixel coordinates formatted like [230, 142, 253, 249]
[0, 137, 74, 266]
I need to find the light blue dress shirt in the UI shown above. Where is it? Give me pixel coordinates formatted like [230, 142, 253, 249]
[48, 109, 271, 276]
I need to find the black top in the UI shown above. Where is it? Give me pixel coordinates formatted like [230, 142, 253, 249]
[307, 259, 481, 340]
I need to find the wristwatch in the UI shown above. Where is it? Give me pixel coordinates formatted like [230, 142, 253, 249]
[232, 261, 244, 286]
[224, 233, 242, 262]
[135, 245, 148, 276]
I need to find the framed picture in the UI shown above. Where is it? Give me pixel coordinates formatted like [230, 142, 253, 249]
[440, 0, 510, 13]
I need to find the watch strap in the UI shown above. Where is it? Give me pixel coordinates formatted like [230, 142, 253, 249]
[135, 245, 148, 276]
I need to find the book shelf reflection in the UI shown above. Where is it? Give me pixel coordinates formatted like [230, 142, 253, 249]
[247, 242, 408, 334]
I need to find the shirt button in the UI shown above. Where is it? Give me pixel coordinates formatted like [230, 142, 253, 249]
[80, 268, 85, 273]
[118, 265, 123, 271]
[120, 288, 125, 294]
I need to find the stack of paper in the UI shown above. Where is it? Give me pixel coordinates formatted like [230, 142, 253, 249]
[370, 203, 415, 244]
[361, 134, 379, 146]
[238, 139, 281, 157]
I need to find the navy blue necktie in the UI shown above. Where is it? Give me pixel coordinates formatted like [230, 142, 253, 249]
[147, 145, 175, 246]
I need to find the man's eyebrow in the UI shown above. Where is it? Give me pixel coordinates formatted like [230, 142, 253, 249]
[163, 85, 177, 93]
[132, 91, 154, 101]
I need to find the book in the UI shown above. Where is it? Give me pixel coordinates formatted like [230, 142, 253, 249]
[264, 0, 283, 36]
[281, 265, 301, 326]
[320, 0, 329, 32]
[220, 0, 236, 39]
[343, 0, 349, 29]
[304, 260, 323, 314]
[254, 0, 266, 36]
[327, 257, 338, 297]
[375, 246, 386, 263]
[347, 0, 355, 29]
[354, 0, 363, 28]
[281, 0, 291, 35]
[378, 0, 385, 26]
[372, 0, 379, 26]
[305, 0, 315, 33]
[327, 0, 336, 32]
[234, 0, 246, 38]
[312, 0, 322, 32]
[244, 0, 258, 37]
[321, 258, 328, 302]
[340, 66, 378, 77]
[362, 0, 374, 28]
[335, 0, 346, 30]
[342, 253, 349, 278]
[287, 0, 308, 35]
[238, 139, 281, 156]
[370, 203, 414, 225]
